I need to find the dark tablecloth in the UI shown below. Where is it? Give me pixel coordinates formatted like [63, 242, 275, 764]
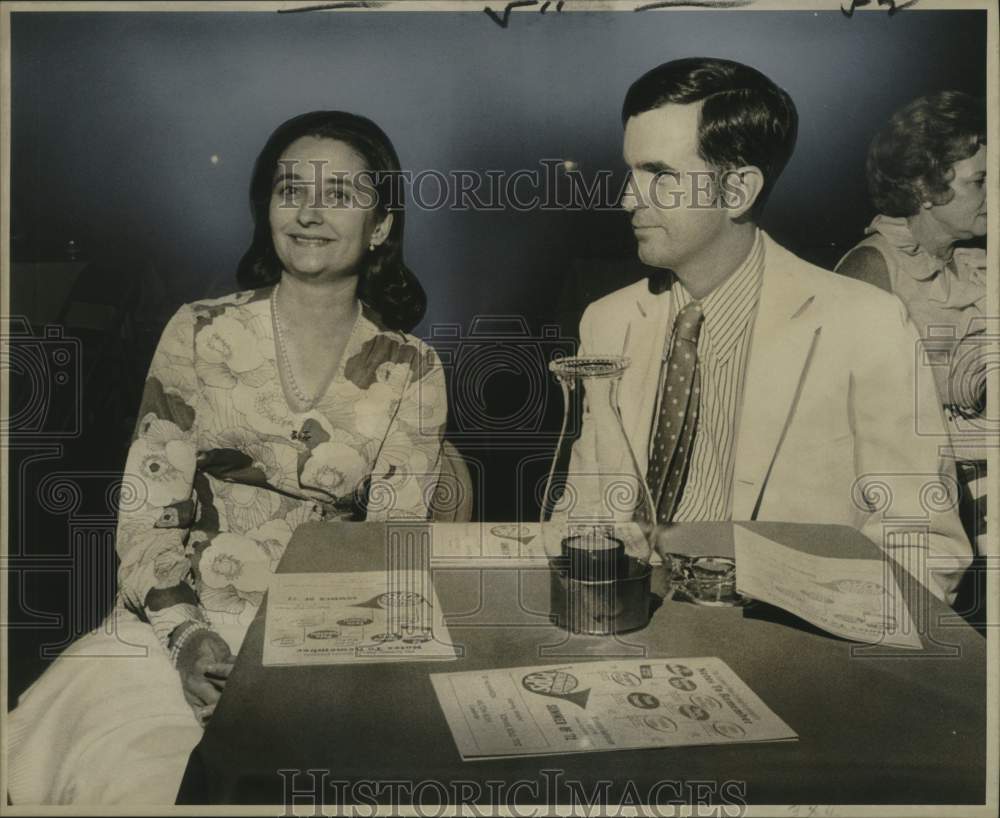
[178, 521, 986, 807]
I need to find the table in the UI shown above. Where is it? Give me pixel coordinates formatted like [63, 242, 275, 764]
[177, 521, 987, 808]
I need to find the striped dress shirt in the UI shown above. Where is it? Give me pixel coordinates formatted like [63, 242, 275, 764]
[659, 230, 765, 521]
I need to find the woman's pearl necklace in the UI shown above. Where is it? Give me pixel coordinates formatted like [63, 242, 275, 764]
[271, 283, 317, 408]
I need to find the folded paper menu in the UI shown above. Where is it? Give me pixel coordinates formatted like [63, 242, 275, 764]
[428, 522, 653, 565]
[431, 658, 796, 760]
[733, 525, 922, 649]
[263, 571, 458, 666]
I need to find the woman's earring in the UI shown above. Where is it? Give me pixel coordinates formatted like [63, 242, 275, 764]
[368, 240, 376, 252]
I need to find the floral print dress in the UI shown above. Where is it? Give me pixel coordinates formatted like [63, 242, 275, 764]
[115, 287, 447, 647]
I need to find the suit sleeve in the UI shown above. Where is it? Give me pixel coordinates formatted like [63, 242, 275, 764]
[850, 296, 973, 603]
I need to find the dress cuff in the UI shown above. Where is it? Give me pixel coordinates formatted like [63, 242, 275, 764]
[145, 584, 209, 651]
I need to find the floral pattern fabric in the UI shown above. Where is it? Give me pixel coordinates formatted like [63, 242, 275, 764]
[116, 287, 447, 646]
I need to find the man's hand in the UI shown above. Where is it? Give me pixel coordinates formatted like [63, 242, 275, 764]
[175, 627, 236, 726]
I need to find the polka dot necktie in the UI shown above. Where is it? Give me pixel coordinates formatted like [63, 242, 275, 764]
[638, 300, 703, 526]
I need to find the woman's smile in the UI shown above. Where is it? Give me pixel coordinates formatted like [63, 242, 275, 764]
[288, 233, 336, 247]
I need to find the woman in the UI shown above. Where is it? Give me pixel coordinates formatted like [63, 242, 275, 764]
[837, 91, 987, 552]
[8, 111, 447, 804]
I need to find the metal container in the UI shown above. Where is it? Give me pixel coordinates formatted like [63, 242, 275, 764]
[550, 533, 653, 635]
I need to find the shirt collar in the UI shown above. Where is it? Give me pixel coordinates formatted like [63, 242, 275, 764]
[865, 214, 948, 281]
[865, 215, 987, 311]
[671, 229, 765, 361]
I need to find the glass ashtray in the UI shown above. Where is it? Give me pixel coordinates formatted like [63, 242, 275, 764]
[661, 553, 748, 607]
[549, 355, 631, 381]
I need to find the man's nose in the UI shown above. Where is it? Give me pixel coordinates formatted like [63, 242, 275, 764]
[620, 175, 641, 213]
[621, 190, 638, 213]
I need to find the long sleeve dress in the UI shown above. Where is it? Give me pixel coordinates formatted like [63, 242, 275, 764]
[7, 286, 448, 804]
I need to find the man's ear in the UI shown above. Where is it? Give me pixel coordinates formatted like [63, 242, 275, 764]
[719, 166, 765, 220]
[371, 212, 394, 247]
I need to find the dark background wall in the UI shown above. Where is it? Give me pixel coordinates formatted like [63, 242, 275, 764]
[6, 8, 988, 704]
[11, 10, 988, 315]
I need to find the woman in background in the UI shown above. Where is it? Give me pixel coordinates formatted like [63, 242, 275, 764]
[837, 91, 987, 553]
[8, 110, 447, 804]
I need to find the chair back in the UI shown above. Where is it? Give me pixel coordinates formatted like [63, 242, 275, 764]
[431, 439, 474, 522]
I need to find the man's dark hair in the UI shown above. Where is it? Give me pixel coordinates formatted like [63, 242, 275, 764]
[622, 57, 798, 219]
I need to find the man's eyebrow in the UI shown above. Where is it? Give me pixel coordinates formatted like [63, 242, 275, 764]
[633, 160, 680, 175]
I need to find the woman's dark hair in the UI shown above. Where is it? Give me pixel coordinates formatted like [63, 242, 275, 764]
[866, 91, 986, 218]
[237, 110, 426, 332]
[622, 57, 798, 220]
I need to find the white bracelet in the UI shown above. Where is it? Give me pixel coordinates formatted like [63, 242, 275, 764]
[169, 621, 212, 667]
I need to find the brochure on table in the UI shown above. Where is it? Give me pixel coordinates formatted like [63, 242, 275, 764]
[263, 570, 458, 666]
[431, 657, 797, 760]
[428, 521, 652, 566]
[733, 525, 922, 649]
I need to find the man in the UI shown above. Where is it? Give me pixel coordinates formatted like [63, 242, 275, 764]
[558, 57, 971, 603]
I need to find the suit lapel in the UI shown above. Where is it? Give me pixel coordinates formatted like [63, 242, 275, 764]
[732, 235, 823, 519]
[618, 286, 671, 476]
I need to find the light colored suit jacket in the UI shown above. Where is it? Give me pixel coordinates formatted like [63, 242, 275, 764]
[559, 232, 972, 602]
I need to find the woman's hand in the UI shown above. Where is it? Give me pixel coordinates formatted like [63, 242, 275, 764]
[174, 627, 236, 726]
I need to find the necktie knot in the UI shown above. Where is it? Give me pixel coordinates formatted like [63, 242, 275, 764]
[674, 301, 704, 343]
